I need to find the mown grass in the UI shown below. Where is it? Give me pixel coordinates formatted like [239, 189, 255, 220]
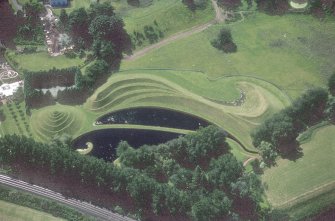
[1, 102, 32, 138]
[6, 51, 83, 72]
[82, 71, 289, 152]
[0, 200, 63, 221]
[262, 125, 335, 207]
[53, 0, 214, 49]
[122, 13, 335, 99]
[30, 104, 86, 142]
[121, 0, 214, 46]
[281, 187, 335, 221]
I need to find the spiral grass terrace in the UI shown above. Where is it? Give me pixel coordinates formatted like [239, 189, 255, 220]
[83, 70, 291, 152]
[30, 105, 85, 142]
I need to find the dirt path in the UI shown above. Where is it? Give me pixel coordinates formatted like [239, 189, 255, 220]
[243, 157, 257, 166]
[124, 0, 225, 61]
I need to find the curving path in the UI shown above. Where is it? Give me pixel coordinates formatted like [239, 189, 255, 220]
[0, 174, 135, 221]
[124, 0, 225, 61]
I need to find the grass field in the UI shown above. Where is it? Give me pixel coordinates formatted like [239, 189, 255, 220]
[6, 51, 84, 72]
[0, 200, 63, 221]
[122, 13, 335, 99]
[262, 125, 335, 208]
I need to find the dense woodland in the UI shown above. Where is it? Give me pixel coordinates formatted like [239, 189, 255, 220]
[0, 126, 264, 220]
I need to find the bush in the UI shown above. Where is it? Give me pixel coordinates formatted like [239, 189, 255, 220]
[217, 0, 242, 10]
[127, 0, 140, 7]
[256, 0, 289, 15]
[22, 45, 37, 54]
[211, 28, 237, 53]
[328, 72, 335, 96]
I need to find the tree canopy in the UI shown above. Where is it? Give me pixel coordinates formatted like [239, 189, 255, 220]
[0, 126, 264, 220]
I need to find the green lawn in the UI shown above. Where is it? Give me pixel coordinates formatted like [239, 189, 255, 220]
[122, 13, 335, 99]
[7, 51, 84, 72]
[121, 0, 214, 44]
[53, 0, 214, 49]
[262, 125, 335, 208]
[0, 200, 63, 221]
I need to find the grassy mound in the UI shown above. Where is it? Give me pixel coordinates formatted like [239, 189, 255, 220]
[84, 70, 290, 151]
[30, 105, 85, 142]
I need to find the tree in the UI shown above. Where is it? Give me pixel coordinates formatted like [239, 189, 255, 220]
[208, 154, 243, 189]
[185, 126, 228, 165]
[116, 141, 131, 157]
[287, 88, 328, 124]
[328, 72, 335, 96]
[169, 168, 193, 190]
[191, 190, 231, 221]
[127, 174, 157, 208]
[87, 2, 115, 20]
[59, 9, 68, 30]
[191, 166, 207, 189]
[68, 8, 90, 47]
[325, 96, 335, 122]
[89, 15, 132, 59]
[256, 0, 289, 15]
[84, 59, 109, 87]
[127, 0, 140, 7]
[258, 141, 277, 166]
[217, 0, 242, 10]
[211, 28, 237, 53]
[23, 1, 43, 24]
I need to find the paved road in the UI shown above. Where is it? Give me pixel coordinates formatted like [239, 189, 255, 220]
[0, 174, 136, 221]
[124, 0, 226, 61]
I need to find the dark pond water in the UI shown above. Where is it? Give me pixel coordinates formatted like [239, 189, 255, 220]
[72, 129, 182, 161]
[96, 107, 211, 130]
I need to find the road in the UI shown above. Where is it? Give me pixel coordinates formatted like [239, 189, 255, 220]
[124, 0, 226, 61]
[0, 174, 136, 221]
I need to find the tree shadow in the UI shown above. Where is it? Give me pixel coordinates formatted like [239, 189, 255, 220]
[278, 140, 304, 161]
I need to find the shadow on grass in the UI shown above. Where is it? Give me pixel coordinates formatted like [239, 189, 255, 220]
[278, 141, 304, 161]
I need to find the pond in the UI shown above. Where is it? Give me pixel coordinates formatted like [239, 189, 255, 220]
[72, 128, 182, 161]
[96, 107, 211, 130]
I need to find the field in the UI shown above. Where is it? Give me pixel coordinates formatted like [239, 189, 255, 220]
[0, 200, 63, 221]
[262, 125, 335, 213]
[53, 0, 214, 49]
[122, 13, 335, 99]
[6, 51, 84, 72]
